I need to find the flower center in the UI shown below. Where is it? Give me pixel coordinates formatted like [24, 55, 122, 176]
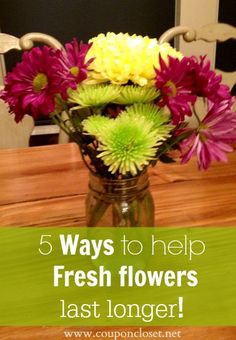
[197, 122, 208, 132]
[198, 123, 208, 142]
[70, 66, 80, 76]
[199, 132, 208, 143]
[33, 73, 48, 92]
[165, 80, 177, 97]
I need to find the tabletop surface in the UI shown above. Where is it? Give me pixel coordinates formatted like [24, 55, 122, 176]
[0, 142, 236, 227]
[0, 143, 235, 340]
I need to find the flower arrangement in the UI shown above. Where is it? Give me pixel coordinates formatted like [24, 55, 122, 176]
[1, 32, 236, 179]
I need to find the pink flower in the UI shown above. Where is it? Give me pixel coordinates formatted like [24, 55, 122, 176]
[179, 99, 236, 169]
[1, 46, 58, 122]
[190, 56, 231, 100]
[155, 55, 197, 124]
[54, 38, 94, 98]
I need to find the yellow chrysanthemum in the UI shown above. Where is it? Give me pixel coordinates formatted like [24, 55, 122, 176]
[85, 32, 182, 86]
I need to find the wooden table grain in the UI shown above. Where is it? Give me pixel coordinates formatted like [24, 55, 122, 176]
[0, 143, 235, 339]
[0, 142, 236, 227]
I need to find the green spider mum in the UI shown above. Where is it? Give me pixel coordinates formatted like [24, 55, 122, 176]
[96, 115, 162, 176]
[82, 105, 173, 175]
[82, 115, 113, 137]
[68, 84, 120, 107]
[114, 85, 159, 105]
[124, 103, 173, 137]
[83, 112, 167, 176]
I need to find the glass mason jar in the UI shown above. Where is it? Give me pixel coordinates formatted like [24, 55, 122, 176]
[86, 171, 154, 227]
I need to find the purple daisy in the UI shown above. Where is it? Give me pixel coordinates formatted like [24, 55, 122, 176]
[1, 46, 58, 122]
[190, 56, 231, 101]
[54, 38, 94, 98]
[179, 98, 236, 169]
[155, 55, 197, 125]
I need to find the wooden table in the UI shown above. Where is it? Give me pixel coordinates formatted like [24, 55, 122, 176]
[0, 143, 235, 339]
[0, 142, 236, 227]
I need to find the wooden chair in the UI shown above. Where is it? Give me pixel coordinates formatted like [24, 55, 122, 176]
[159, 23, 236, 91]
[0, 32, 67, 148]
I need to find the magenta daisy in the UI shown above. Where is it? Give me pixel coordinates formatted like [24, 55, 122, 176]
[0, 46, 58, 122]
[190, 56, 231, 100]
[54, 38, 94, 98]
[155, 55, 197, 124]
[179, 98, 236, 170]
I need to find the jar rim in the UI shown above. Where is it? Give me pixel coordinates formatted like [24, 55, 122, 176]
[89, 169, 148, 184]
